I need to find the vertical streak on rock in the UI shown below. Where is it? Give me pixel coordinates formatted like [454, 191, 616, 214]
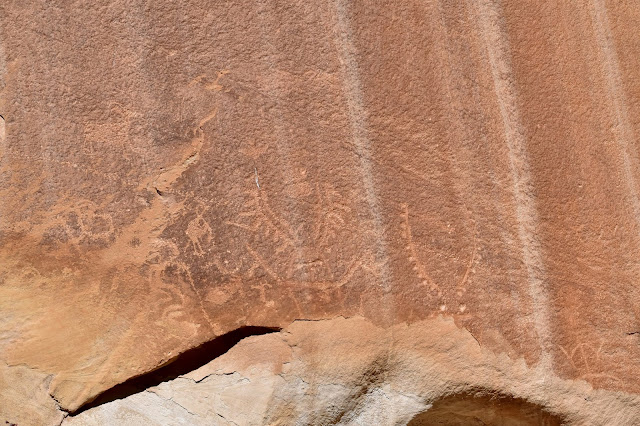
[588, 0, 640, 228]
[0, 14, 6, 225]
[473, 0, 552, 371]
[0, 9, 6, 143]
[0, 8, 5, 111]
[332, 1, 392, 305]
[255, 2, 306, 284]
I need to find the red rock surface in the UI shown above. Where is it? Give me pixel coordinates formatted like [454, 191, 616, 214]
[1, 0, 640, 423]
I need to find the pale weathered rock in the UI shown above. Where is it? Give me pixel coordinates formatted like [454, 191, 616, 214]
[0, 362, 64, 426]
[1, 0, 640, 424]
[63, 318, 640, 425]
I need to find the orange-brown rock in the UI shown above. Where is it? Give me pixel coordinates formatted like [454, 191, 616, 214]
[1, 0, 640, 424]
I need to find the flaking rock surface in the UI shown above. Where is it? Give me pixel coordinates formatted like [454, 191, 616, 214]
[1, 0, 640, 424]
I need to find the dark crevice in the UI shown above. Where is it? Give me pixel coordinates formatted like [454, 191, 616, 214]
[408, 390, 566, 426]
[70, 326, 280, 415]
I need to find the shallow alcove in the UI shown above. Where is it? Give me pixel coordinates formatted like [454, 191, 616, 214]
[408, 392, 564, 426]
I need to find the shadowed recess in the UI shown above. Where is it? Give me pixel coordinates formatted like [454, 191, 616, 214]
[71, 326, 281, 415]
[408, 391, 564, 426]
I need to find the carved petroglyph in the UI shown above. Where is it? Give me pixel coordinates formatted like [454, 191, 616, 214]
[41, 201, 117, 247]
[246, 243, 282, 282]
[401, 203, 441, 297]
[186, 213, 214, 257]
[189, 70, 230, 92]
[156, 283, 190, 327]
[558, 339, 621, 384]
[164, 258, 216, 331]
[225, 178, 362, 291]
[312, 182, 351, 247]
[226, 186, 300, 255]
[152, 107, 217, 195]
[456, 221, 478, 303]
[400, 203, 477, 310]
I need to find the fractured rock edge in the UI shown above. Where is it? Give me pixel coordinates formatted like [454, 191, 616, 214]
[5, 316, 636, 425]
[69, 326, 282, 415]
[0, 362, 65, 426]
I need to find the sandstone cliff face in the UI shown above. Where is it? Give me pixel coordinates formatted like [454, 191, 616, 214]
[1, 0, 640, 424]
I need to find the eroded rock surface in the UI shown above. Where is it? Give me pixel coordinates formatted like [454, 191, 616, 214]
[1, 0, 640, 424]
[63, 318, 640, 425]
[0, 363, 64, 426]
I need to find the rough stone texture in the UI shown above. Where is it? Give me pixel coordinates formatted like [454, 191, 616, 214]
[0, 363, 64, 426]
[62, 318, 640, 425]
[1, 0, 640, 424]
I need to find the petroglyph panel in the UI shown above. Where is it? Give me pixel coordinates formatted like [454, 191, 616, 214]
[1, 0, 640, 420]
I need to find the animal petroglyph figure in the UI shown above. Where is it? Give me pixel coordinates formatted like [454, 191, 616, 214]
[186, 214, 213, 257]
[558, 339, 621, 385]
[226, 180, 361, 290]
